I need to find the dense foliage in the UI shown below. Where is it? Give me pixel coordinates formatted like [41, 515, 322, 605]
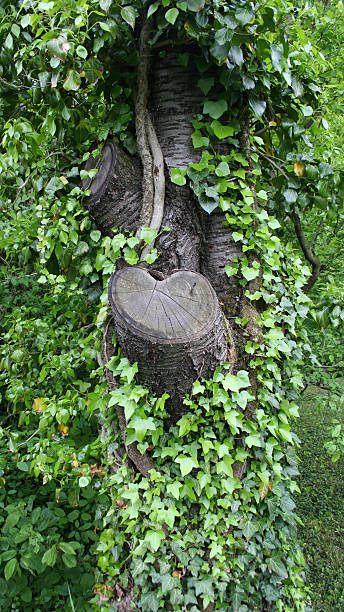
[0, 0, 343, 610]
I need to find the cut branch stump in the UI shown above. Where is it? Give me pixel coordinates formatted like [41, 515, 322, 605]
[108, 266, 228, 416]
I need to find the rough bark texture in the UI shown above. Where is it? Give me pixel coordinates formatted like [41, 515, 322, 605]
[149, 50, 203, 170]
[200, 210, 243, 303]
[82, 141, 142, 235]
[108, 266, 228, 417]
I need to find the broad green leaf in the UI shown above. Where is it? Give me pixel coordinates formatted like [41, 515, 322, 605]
[211, 120, 234, 139]
[42, 546, 57, 567]
[203, 99, 228, 120]
[198, 77, 214, 95]
[283, 189, 298, 203]
[165, 8, 179, 24]
[63, 70, 81, 91]
[47, 37, 69, 61]
[249, 97, 266, 117]
[4, 558, 17, 581]
[121, 6, 136, 28]
[230, 46, 244, 67]
[215, 161, 230, 177]
[235, 8, 254, 25]
[62, 553, 77, 568]
[242, 519, 258, 539]
[269, 556, 288, 578]
[59, 542, 77, 555]
[171, 167, 187, 185]
[187, 0, 205, 11]
[100, 0, 112, 10]
[191, 130, 209, 148]
[167, 481, 182, 499]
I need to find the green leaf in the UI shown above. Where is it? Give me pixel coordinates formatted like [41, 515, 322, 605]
[100, 0, 112, 10]
[198, 77, 214, 95]
[165, 8, 179, 24]
[90, 230, 101, 242]
[242, 519, 258, 539]
[167, 481, 182, 500]
[283, 189, 298, 203]
[319, 162, 333, 178]
[171, 167, 187, 185]
[203, 99, 228, 120]
[249, 97, 266, 117]
[187, 0, 205, 11]
[242, 266, 259, 281]
[63, 70, 81, 91]
[76, 45, 88, 59]
[245, 432, 263, 448]
[144, 529, 165, 552]
[230, 46, 244, 67]
[235, 8, 254, 25]
[192, 130, 209, 149]
[215, 161, 230, 177]
[42, 546, 57, 567]
[223, 370, 251, 392]
[175, 455, 199, 476]
[140, 226, 158, 244]
[59, 542, 77, 555]
[271, 44, 283, 72]
[79, 476, 90, 487]
[62, 553, 77, 568]
[4, 558, 17, 581]
[121, 6, 136, 28]
[47, 37, 69, 61]
[147, 2, 159, 18]
[269, 556, 288, 578]
[211, 120, 234, 139]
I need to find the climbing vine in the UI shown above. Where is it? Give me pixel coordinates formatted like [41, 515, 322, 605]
[0, 0, 341, 610]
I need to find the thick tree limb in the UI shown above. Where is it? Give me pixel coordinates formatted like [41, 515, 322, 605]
[291, 212, 321, 292]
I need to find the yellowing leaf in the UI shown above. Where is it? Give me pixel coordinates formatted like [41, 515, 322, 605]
[59, 175, 68, 185]
[294, 162, 304, 177]
[58, 423, 69, 435]
[33, 397, 46, 413]
[269, 121, 277, 127]
[259, 481, 273, 500]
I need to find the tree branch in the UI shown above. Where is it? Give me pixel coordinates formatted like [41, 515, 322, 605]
[291, 212, 321, 292]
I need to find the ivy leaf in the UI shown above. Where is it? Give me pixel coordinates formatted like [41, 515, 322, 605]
[203, 99, 228, 120]
[192, 131, 209, 148]
[63, 70, 81, 91]
[242, 519, 258, 539]
[242, 266, 260, 281]
[171, 167, 187, 185]
[198, 77, 214, 95]
[144, 529, 165, 552]
[121, 6, 136, 29]
[211, 120, 234, 139]
[215, 161, 230, 177]
[165, 8, 179, 24]
[223, 370, 251, 392]
[245, 432, 263, 448]
[268, 556, 288, 578]
[175, 455, 199, 476]
[167, 482, 182, 500]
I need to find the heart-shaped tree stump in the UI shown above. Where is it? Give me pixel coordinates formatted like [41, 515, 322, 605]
[108, 266, 227, 415]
